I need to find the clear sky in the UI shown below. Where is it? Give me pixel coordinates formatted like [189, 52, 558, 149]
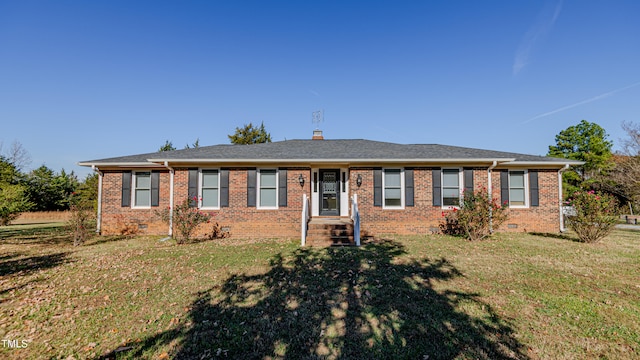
[1, 0, 639, 178]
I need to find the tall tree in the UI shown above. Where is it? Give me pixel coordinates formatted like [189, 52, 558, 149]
[0, 140, 31, 171]
[158, 140, 176, 152]
[184, 138, 200, 149]
[548, 120, 613, 196]
[228, 122, 272, 145]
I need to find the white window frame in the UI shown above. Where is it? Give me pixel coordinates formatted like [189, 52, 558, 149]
[132, 171, 151, 209]
[508, 170, 529, 208]
[257, 169, 279, 210]
[199, 169, 220, 210]
[441, 168, 463, 209]
[382, 168, 405, 209]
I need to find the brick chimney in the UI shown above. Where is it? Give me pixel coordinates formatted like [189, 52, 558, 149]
[312, 129, 324, 140]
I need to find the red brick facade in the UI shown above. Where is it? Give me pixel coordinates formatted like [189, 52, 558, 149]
[99, 166, 562, 239]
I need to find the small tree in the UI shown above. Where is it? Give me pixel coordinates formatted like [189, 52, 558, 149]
[441, 188, 508, 241]
[0, 156, 32, 225]
[0, 183, 32, 225]
[66, 193, 96, 246]
[157, 198, 212, 244]
[566, 190, 618, 243]
[228, 122, 272, 145]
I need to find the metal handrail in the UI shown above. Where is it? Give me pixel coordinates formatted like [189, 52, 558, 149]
[350, 194, 361, 247]
[301, 193, 310, 246]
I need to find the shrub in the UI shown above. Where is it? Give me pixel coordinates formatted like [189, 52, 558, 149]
[440, 187, 508, 241]
[566, 190, 618, 243]
[66, 194, 96, 246]
[157, 197, 212, 244]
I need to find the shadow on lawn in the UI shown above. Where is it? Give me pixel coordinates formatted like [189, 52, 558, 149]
[0, 252, 71, 277]
[100, 240, 528, 360]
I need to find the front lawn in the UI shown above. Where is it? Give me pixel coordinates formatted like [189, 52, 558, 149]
[1, 225, 638, 359]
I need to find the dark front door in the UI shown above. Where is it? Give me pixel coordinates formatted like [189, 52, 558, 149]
[320, 169, 340, 216]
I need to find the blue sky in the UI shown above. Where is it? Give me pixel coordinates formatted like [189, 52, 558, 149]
[1, 0, 639, 178]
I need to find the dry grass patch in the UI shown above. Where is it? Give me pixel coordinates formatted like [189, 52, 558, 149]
[1, 224, 638, 359]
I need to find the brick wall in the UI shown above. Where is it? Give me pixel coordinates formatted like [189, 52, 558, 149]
[100, 170, 170, 236]
[99, 166, 562, 239]
[100, 168, 311, 239]
[352, 167, 561, 236]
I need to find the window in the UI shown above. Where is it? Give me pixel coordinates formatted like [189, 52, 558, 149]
[383, 169, 403, 208]
[442, 169, 461, 207]
[200, 170, 219, 209]
[509, 170, 527, 207]
[133, 172, 151, 207]
[258, 169, 277, 208]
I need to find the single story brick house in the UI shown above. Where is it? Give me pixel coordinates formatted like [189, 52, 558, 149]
[79, 130, 581, 244]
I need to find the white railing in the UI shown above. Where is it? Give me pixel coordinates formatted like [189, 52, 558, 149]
[301, 193, 310, 246]
[350, 194, 361, 247]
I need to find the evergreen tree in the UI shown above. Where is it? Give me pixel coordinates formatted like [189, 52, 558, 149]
[228, 122, 272, 145]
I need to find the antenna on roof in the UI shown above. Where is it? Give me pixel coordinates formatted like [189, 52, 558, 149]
[312, 109, 324, 129]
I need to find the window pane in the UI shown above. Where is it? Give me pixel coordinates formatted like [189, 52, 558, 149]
[443, 196, 459, 207]
[442, 170, 459, 186]
[384, 170, 401, 187]
[385, 188, 401, 201]
[443, 188, 459, 198]
[260, 170, 276, 187]
[135, 189, 150, 207]
[510, 172, 524, 188]
[510, 189, 525, 205]
[260, 188, 277, 207]
[385, 198, 402, 207]
[202, 189, 218, 207]
[136, 173, 151, 188]
[202, 171, 218, 187]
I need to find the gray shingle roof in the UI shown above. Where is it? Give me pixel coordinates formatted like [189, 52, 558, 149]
[79, 139, 580, 166]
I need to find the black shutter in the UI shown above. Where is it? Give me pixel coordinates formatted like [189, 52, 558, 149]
[220, 169, 229, 207]
[151, 171, 160, 207]
[529, 171, 539, 207]
[188, 168, 198, 207]
[121, 171, 131, 207]
[247, 169, 257, 207]
[464, 168, 474, 195]
[500, 170, 509, 206]
[405, 168, 414, 207]
[432, 169, 441, 206]
[279, 169, 287, 207]
[373, 168, 382, 207]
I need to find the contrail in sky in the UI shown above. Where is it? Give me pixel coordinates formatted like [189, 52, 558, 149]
[523, 81, 640, 124]
[513, 0, 563, 75]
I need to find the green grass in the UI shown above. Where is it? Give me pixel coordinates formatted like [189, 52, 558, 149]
[1, 225, 638, 359]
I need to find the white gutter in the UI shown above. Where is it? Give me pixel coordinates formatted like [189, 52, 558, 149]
[78, 162, 157, 167]
[163, 161, 175, 237]
[558, 164, 570, 232]
[487, 161, 498, 233]
[92, 165, 103, 234]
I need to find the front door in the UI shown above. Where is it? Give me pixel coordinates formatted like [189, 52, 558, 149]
[319, 169, 340, 216]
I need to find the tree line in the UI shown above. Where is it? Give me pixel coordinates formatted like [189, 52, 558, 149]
[0, 147, 98, 225]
